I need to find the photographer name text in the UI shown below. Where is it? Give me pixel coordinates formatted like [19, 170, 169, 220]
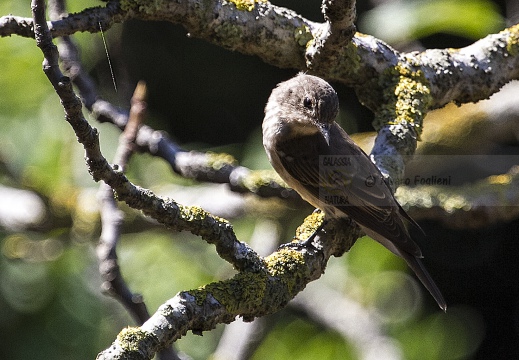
[398, 175, 452, 186]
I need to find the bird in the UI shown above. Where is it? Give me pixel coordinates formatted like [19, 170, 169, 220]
[262, 73, 446, 311]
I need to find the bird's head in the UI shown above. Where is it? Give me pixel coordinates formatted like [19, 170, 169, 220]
[264, 73, 339, 144]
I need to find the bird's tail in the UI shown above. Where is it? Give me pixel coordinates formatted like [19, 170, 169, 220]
[400, 251, 447, 312]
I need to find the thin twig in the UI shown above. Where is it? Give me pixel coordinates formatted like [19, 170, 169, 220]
[32, 0, 263, 274]
[97, 81, 149, 324]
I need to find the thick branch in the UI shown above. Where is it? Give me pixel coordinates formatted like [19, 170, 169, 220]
[97, 213, 359, 359]
[306, 0, 357, 69]
[416, 24, 519, 108]
[1, 1, 124, 38]
[5, 1, 519, 104]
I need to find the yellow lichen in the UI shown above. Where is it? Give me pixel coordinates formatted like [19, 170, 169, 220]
[179, 204, 230, 225]
[206, 152, 237, 170]
[179, 205, 206, 221]
[376, 63, 432, 133]
[265, 248, 305, 275]
[265, 248, 308, 294]
[294, 211, 325, 241]
[243, 170, 288, 191]
[117, 327, 150, 352]
[488, 174, 512, 185]
[227, 0, 267, 11]
[505, 24, 519, 57]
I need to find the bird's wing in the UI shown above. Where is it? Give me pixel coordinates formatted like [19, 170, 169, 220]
[276, 124, 422, 257]
[328, 124, 422, 257]
[275, 131, 331, 197]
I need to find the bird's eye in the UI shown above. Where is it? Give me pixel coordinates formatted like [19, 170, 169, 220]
[303, 97, 312, 109]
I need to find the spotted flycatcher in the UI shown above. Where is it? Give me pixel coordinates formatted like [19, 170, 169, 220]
[262, 73, 446, 311]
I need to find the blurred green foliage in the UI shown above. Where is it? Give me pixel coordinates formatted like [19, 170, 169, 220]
[359, 0, 504, 45]
[0, 0, 503, 359]
[252, 317, 355, 360]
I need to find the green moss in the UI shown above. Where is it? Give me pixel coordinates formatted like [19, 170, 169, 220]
[265, 248, 305, 276]
[190, 249, 309, 313]
[214, 22, 243, 48]
[187, 246, 312, 316]
[342, 38, 362, 72]
[227, 0, 267, 11]
[190, 271, 268, 313]
[178, 213, 327, 319]
[294, 25, 314, 48]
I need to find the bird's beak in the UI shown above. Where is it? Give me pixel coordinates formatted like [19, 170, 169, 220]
[318, 123, 330, 145]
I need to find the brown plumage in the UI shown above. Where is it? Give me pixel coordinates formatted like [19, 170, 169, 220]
[262, 73, 446, 311]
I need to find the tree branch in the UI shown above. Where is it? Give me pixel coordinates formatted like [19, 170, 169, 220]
[398, 165, 519, 229]
[97, 81, 150, 324]
[8, 1, 516, 104]
[306, 0, 357, 69]
[33, 4, 357, 358]
[97, 212, 359, 359]
[416, 25, 519, 108]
